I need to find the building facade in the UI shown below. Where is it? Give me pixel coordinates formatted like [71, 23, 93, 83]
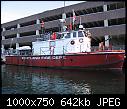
[1, 1, 125, 54]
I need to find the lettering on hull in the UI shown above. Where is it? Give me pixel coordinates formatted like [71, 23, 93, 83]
[21, 56, 66, 60]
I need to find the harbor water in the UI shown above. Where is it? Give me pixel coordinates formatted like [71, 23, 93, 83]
[2, 64, 125, 94]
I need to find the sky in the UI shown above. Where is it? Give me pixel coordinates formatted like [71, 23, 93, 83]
[1, 1, 85, 24]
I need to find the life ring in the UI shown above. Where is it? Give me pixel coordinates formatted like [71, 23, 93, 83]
[79, 38, 83, 43]
[70, 40, 75, 45]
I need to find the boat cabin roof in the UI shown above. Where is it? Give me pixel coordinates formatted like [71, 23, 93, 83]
[36, 30, 87, 42]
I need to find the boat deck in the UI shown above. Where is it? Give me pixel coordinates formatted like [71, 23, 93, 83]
[66, 50, 125, 55]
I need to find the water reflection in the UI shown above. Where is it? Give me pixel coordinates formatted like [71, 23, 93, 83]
[2, 65, 125, 94]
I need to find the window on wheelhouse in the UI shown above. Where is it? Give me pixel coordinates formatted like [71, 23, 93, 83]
[56, 33, 64, 39]
[73, 32, 77, 38]
[78, 31, 84, 37]
[57, 33, 62, 39]
[65, 33, 70, 38]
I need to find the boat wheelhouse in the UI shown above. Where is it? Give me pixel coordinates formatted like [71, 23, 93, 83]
[32, 29, 91, 56]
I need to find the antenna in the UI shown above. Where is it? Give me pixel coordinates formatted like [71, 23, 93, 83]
[64, 1, 65, 13]
[61, 1, 66, 32]
[62, 1, 66, 18]
[80, 16, 81, 25]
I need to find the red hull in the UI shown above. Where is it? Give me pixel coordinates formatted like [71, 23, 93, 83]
[5, 52, 125, 69]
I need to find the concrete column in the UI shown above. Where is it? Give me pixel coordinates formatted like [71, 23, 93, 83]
[16, 43, 19, 49]
[1, 44, 4, 54]
[17, 24, 20, 28]
[103, 4, 109, 47]
[16, 33, 20, 47]
[17, 33, 20, 38]
[36, 19, 40, 35]
[2, 28, 5, 40]
[16, 33, 20, 49]
[16, 24, 20, 49]
[3, 27, 6, 31]
[2, 28, 6, 54]
[1, 44, 5, 54]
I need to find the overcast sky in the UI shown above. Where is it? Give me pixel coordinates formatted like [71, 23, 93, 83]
[1, 1, 85, 24]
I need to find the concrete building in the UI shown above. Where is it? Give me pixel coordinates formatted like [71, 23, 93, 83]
[1, 1, 125, 54]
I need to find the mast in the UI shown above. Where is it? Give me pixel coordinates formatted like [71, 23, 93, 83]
[62, 1, 66, 32]
[80, 16, 81, 25]
[59, 1, 66, 32]
[64, 1, 65, 13]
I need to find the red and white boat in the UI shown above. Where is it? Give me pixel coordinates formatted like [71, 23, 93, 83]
[5, 26, 125, 70]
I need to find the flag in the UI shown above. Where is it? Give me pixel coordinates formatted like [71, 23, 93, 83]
[68, 16, 72, 31]
[41, 20, 45, 34]
[51, 32, 56, 40]
[72, 9, 76, 30]
[72, 9, 76, 23]
[69, 23, 72, 30]
[41, 20, 44, 28]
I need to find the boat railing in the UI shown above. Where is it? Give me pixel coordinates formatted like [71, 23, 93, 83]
[38, 46, 69, 55]
[112, 45, 125, 50]
[3, 49, 17, 56]
[3, 48, 32, 56]
[91, 45, 125, 52]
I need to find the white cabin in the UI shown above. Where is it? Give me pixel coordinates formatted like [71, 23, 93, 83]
[32, 30, 91, 55]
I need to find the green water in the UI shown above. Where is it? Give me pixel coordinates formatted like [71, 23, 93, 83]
[1, 65, 125, 94]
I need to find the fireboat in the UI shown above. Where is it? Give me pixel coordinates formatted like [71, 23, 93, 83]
[5, 23, 125, 70]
